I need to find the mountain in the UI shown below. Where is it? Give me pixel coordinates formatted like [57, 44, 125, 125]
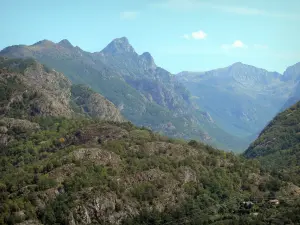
[176, 63, 297, 139]
[0, 57, 123, 122]
[244, 101, 300, 186]
[280, 62, 300, 111]
[0, 57, 124, 147]
[0, 38, 247, 151]
[1, 55, 300, 225]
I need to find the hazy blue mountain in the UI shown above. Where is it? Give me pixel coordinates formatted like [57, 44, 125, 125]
[176, 62, 297, 138]
[0, 38, 249, 151]
[280, 62, 300, 111]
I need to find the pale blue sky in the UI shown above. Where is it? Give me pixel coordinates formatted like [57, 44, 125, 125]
[1, 0, 300, 73]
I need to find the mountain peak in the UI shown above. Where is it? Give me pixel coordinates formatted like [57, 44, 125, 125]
[58, 39, 73, 48]
[282, 62, 300, 82]
[32, 39, 55, 46]
[230, 62, 245, 68]
[101, 37, 135, 54]
[139, 52, 156, 69]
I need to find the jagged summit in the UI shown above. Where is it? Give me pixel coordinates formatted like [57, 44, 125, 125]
[101, 37, 135, 54]
[58, 39, 74, 48]
[140, 52, 156, 69]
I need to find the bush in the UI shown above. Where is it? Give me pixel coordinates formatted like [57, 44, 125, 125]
[132, 182, 158, 201]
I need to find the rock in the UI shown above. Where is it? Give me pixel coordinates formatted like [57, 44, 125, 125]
[0, 126, 8, 133]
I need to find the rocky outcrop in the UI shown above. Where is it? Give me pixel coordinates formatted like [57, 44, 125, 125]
[0, 57, 124, 122]
[71, 84, 124, 122]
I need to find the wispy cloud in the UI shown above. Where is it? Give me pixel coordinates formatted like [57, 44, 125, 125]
[120, 11, 139, 20]
[181, 30, 207, 40]
[221, 40, 248, 50]
[192, 30, 207, 39]
[151, 0, 300, 20]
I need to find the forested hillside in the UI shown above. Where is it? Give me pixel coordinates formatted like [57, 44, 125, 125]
[1, 57, 300, 225]
[245, 101, 300, 186]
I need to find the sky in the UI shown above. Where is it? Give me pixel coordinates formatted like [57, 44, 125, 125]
[1, 0, 300, 73]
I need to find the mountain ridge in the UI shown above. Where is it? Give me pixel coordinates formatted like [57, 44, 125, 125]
[176, 61, 300, 140]
[0, 37, 252, 151]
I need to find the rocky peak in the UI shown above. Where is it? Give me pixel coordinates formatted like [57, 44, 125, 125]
[282, 62, 300, 82]
[58, 39, 74, 49]
[228, 62, 258, 72]
[226, 62, 281, 85]
[101, 37, 135, 54]
[139, 52, 156, 70]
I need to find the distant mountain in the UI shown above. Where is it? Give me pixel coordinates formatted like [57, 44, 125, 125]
[176, 62, 298, 139]
[244, 101, 300, 186]
[280, 62, 300, 110]
[0, 38, 248, 151]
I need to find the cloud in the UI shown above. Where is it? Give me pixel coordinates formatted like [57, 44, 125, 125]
[151, 0, 300, 20]
[191, 30, 207, 39]
[120, 11, 139, 20]
[181, 30, 207, 40]
[232, 40, 246, 48]
[221, 40, 247, 50]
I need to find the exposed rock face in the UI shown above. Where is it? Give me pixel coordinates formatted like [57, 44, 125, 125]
[101, 37, 136, 55]
[23, 63, 73, 117]
[71, 84, 124, 122]
[0, 57, 124, 122]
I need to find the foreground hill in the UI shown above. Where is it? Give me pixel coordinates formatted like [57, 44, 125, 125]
[244, 101, 300, 186]
[176, 62, 299, 140]
[2, 117, 300, 225]
[0, 38, 248, 151]
[0, 57, 124, 122]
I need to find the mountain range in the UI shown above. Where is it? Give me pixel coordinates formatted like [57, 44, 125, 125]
[1, 56, 300, 224]
[1, 37, 300, 152]
[0, 37, 249, 151]
[176, 62, 300, 140]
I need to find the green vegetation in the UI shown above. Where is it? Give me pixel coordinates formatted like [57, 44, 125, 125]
[244, 101, 300, 185]
[1, 54, 300, 225]
[1, 116, 300, 224]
